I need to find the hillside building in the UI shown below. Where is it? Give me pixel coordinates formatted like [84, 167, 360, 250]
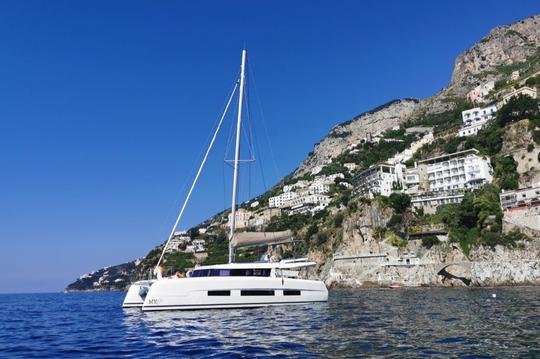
[413, 149, 493, 193]
[353, 164, 399, 198]
[227, 208, 251, 229]
[500, 186, 540, 210]
[164, 234, 191, 253]
[500, 86, 537, 106]
[458, 105, 497, 137]
[269, 191, 298, 208]
[466, 80, 495, 103]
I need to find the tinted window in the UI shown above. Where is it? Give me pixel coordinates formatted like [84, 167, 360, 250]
[191, 269, 209, 277]
[193, 268, 271, 277]
[208, 290, 231, 296]
[283, 290, 301, 296]
[240, 290, 275, 296]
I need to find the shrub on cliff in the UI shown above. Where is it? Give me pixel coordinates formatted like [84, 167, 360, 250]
[497, 94, 540, 127]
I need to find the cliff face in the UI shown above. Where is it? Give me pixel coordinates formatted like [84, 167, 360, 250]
[450, 14, 540, 94]
[320, 205, 540, 288]
[295, 99, 421, 176]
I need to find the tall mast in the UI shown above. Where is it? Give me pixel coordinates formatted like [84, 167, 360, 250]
[229, 49, 247, 264]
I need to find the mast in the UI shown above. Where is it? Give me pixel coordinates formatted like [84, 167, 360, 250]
[229, 49, 247, 264]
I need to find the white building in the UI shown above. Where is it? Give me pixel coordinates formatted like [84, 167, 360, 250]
[510, 70, 520, 81]
[185, 239, 206, 253]
[353, 164, 399, 198]
[344, 163, 357, 172]
[164, 234, 191, 253]
[411, 191, 465, 214]
[250, 201, 259, 208]
[500, 86, 537, 106]
[283, 180, 309, 193]
[309, 183, 330, 195]
[500, 185, 540, 232]
[269, 191, 298, 208]
[500, 185, 540, 210]
[466, 80, 495, 103]
[290, 193, 330, 208]
[415, 148, 493, 193]
[458, 105, 497, 137]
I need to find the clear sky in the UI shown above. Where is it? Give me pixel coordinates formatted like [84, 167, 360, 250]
[1, 1, 539, 293]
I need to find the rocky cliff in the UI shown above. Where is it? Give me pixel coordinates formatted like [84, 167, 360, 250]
[450, 14, 540, 95]
[319, 201, 540, 288]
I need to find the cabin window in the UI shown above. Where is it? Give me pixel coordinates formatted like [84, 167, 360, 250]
[240, 290, 275, 296]
[283, 290, 301, 296]
[191, 269, 209, 277]
[192, 268, 271, 277]
[208, 290, 231, 296]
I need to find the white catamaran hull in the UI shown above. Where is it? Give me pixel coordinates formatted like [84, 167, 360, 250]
[122, 280, 155, 308]
[141, 277, 328, 311]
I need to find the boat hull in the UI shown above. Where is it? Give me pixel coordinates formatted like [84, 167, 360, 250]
[141, 277, 328, 311]
[122, 280, 155, 308]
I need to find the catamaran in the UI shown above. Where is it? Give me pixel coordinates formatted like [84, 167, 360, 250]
[122, 50, 328, 311]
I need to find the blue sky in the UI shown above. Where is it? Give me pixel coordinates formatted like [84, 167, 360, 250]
[1, 1, 539, 293]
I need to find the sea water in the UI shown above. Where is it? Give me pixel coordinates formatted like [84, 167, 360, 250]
[0, 287, 538, 358]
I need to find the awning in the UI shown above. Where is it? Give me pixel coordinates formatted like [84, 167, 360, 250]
[231, 230, 294, 248]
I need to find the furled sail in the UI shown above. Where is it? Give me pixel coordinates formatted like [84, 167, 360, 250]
[231, 230, 294, 248]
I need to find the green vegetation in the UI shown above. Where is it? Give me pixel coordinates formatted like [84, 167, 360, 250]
[328, 130, 352, 139]
[335, 133, 416, 173]
[429, 184, 525, 255]
[421, 235, 441, 249]
[203, 230, 229, 265]
[492, 156, 519, 190]
[162, 252, 195, 273]
[406, 98, 472, 134]
[496, 94, 540, 127]
[525, 74, 540, 88]
[387, 192, 411, 214]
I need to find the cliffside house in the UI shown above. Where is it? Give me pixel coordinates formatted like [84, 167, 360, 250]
[499, 86, 537, 106]
[353, 163, 401, 198]
[466, 80, 495, 103]
[500, 185, 540, 210]
[500, 185, 540, 232]
[412, 148, 493, 193]
[165, 233, 191, 253]
[227, 208, 252, 229]
[458, 105, 497, 137]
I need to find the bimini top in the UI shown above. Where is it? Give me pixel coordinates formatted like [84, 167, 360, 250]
[230, 230, 294, 248]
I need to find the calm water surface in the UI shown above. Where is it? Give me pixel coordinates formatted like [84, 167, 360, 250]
[0, 287, 539, 358]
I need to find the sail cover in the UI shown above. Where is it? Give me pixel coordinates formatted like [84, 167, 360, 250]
[231, 230, 294, 248]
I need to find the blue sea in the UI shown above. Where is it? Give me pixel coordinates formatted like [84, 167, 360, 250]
[0, 287, 539, 358]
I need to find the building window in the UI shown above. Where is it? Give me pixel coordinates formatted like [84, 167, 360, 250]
[241, 290, 275, 296]
[283, 290, 301, 296]
[208, 290, 231, 296]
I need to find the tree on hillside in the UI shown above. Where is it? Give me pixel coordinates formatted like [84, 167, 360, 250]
[497, 94, 540, 127]
[388, 192, 411, 214]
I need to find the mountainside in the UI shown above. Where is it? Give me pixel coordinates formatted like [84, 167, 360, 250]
[67, 13, 540, 291]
